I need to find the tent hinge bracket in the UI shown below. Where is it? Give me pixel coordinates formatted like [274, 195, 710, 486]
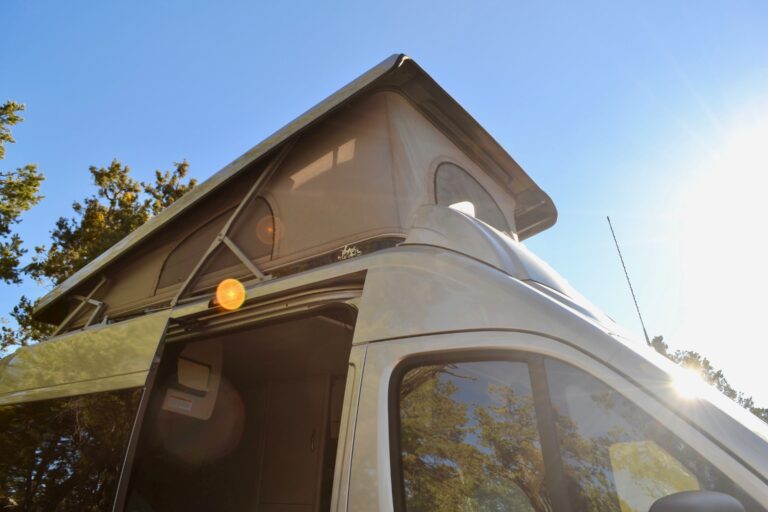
[220, 235, 268, 281]
[52, 276, 108, 336]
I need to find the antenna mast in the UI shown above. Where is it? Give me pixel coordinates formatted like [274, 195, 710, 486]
[607, 216, 651, 346]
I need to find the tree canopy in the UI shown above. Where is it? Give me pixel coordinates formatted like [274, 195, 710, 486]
[0, 99, 196, 352]
[0, 160, 195, 351]
[24, 159, 195, 286]
[0, 101, 44, 285]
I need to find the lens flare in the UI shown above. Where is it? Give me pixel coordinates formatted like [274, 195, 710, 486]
[216, 278, 246, 310]
[672, 367, 707, 400]
[256, 215, 281, 245]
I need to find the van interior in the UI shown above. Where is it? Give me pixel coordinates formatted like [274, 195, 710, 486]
[126, 306, 355, 512]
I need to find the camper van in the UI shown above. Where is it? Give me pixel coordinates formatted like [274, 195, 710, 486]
[1, 54, 766, 512]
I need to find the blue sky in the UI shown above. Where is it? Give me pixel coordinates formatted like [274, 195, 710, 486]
[3, 1, 768, 403]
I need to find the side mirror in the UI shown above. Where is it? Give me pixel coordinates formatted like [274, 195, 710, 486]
[650, 491, 745, 512]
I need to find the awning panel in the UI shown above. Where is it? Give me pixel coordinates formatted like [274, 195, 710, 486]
[0, 310, 170, 405]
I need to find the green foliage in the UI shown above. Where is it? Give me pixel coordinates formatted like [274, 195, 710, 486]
[0, 388, 142, 509]
[0, 101, 44, 284]
[475, 384, 552, 512]
[400, 371, 479, 511]
[0, 101, 25, 160]
[400, 366, 552, 512]
[144, 160, 195, 216]
[0, 296, 53, 351]
[25, 160, 196, 286]
[651, 336, 768, 423]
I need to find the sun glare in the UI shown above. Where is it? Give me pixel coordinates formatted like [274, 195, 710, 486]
[672, 366, 708, 400]
[672, 98, 768, 404]
[449, 201, 476, 217]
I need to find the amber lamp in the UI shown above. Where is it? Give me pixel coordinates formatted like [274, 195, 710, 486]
[216, 278, 246, 310]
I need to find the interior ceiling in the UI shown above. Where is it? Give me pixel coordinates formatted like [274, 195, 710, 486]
[215, 314, 354, 382]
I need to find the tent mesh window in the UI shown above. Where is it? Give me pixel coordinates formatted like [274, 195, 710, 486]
[435, 162, 510, 232]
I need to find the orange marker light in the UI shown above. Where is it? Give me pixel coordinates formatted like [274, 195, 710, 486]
[216, 278, 246, 310]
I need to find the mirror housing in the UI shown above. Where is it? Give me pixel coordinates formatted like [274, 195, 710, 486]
[650, 491, 745, 512]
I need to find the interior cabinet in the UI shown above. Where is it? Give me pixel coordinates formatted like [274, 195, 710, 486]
[256, 376, 330, 512]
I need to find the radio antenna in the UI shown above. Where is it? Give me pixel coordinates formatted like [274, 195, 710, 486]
[607, 216, 651, 346]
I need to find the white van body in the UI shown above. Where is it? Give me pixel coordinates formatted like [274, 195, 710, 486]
[1, 55, 766, 511]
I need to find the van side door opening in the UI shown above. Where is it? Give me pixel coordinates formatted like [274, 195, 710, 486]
[124, 306, 356, 512]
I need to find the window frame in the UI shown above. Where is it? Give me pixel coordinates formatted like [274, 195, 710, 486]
[346, 330, 767, 511]
[386, 344, 767, 512]
[387, 350, 573, 512]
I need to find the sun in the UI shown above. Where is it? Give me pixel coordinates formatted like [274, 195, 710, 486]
[672, 366, 708, 400]
[672, 98, 768, 405]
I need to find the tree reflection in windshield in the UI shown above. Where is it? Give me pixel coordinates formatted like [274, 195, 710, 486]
[544, 358, 761, 512]
[398, 358, 762, 512]
[0, 388, 142, 511]
[398, 361, 550, 512]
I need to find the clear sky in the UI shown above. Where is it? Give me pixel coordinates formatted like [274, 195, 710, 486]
[3, 1, 768, 404]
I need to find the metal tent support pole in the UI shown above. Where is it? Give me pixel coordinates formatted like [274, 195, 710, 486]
[171, 139, 296, 306]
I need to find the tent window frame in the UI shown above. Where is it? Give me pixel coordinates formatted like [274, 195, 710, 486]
[155, 207, 236, 293]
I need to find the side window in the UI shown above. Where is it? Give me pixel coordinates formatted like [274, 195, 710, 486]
[435, 162, 510, 232]
[0, 388, 143, 511]
[396, 360, 550, 511]
[393, 354, 764, 512]
[545, 359, 763, 512]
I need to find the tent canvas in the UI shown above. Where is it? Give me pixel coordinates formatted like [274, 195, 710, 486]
[33, 54, 556, 327]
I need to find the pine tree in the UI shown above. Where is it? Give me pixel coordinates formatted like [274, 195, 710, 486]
[652, 335, 768, 422]
[1, 140, 195, 351]
[0, 101, 44, 284]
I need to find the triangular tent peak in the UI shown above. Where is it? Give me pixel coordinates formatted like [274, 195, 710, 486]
[33, 54, 557, 326]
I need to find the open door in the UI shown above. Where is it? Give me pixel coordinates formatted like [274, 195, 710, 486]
[0, 310, 171, 511]
[125, 306, 357, 512]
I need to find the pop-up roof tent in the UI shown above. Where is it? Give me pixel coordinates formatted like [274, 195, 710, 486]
[33, 54, 557, 331]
